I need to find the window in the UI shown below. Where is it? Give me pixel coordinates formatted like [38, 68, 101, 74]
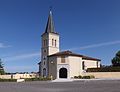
[61, 56, 65, 63]
[44, 61, 45, 65]
[45, 39, 47, 46]
[43, 40, 45, 46]
[52, 39, 54, 46]
[55, 40, 57, 47]
[44, 50, 46, 53]
[43, 68, 46, 77]
[96, 61, 99, 68]
[43, 39, 47, 46]
[43, 56, 46, 60]
[82, 61, 85, 70]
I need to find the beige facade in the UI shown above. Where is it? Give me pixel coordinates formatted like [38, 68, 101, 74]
[48, 54, 100, 79]
[69, 56, 82, 78]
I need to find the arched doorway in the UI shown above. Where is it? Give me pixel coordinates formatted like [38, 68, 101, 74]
[59, 68, 67, 78]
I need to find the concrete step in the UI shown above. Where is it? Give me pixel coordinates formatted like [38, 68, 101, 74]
[51, 78, 73, 82]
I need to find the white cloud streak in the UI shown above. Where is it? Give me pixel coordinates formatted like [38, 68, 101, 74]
[2, 40, 120, 61]
[3, 52, 40, 61]
[68, 40, 120, 51]
[0, 43, 11, 48]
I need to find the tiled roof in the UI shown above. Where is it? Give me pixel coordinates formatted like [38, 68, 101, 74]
[48, 50, 101, 61]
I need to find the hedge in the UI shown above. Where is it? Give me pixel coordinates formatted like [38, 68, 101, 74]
[74, 75, 95, 79]
[0, 79, 17, 82]
[25, 77, 51, 81]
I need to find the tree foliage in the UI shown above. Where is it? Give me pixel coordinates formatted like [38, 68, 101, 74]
[112, 51, 120, 67]
[0, 59, 5, 75]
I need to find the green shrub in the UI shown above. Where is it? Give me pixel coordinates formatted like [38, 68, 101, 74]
[89, 75, 95, 79]
[78, 75, 82, 79]
[74, 75, 95, 79]
[74, 76, 79, 79]
[82, 76, 90, 79]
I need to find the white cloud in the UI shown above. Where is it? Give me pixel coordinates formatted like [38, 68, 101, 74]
[68, 40, 120, 51]
[3, 52, 40, 61]
[0, 43, 11, 48]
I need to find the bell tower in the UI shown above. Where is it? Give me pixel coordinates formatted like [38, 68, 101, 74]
[40, 10, 59, 77]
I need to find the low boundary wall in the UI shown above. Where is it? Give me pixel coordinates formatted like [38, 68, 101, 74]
[84, 72, 120, 79]
[0, 73, 37, 79]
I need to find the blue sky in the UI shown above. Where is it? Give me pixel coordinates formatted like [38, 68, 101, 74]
[0, 0, 120, 72]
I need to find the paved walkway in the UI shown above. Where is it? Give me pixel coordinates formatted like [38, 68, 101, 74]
[52, 78, 74, 82]
[52, 78, 120, 82]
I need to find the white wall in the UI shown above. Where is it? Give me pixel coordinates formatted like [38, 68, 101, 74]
[83, 60, 100, 69]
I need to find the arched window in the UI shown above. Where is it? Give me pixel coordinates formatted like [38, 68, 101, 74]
[52, 39, 54, 46]
[43, 68, 46, 77]
[82, 61, 85, 70]
[55, 40, 57, 47]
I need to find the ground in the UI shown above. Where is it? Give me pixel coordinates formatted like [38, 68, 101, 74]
[0, 80, 120, 92]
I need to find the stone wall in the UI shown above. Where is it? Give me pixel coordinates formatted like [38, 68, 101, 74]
[0, 73, 37, 79]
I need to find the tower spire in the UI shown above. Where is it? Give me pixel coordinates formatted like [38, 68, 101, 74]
[44, 9, 56, 33]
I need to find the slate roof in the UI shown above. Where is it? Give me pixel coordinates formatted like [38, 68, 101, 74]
[48, 50, 101, 61]
[42, 10, 58, 35]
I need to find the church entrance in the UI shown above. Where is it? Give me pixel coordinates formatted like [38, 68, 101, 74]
[59, 68, 67, 78]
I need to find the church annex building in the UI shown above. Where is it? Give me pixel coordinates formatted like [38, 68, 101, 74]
[38, 10, 101, 79]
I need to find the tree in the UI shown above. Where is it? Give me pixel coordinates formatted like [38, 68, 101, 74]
[0, 59, 5, 75]
[112, 51, 120, 67]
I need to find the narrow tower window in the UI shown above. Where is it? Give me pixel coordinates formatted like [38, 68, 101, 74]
[82, 61, 85, 70]
[52, 39, 54, 46]
[55, 40, 57, 47]
[96, 61, 99, 68]
[45, 39, 47, 46]
[44, 40, 46, 46]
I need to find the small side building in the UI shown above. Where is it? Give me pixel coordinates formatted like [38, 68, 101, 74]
[48, 51, 100, 79]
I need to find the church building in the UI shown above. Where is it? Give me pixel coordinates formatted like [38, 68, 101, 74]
[38, 10, 101, 79]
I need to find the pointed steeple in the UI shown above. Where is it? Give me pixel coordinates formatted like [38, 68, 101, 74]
[44, 10, 57, 34]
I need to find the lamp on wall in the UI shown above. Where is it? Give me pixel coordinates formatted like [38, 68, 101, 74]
[51, 61, 54, 64]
